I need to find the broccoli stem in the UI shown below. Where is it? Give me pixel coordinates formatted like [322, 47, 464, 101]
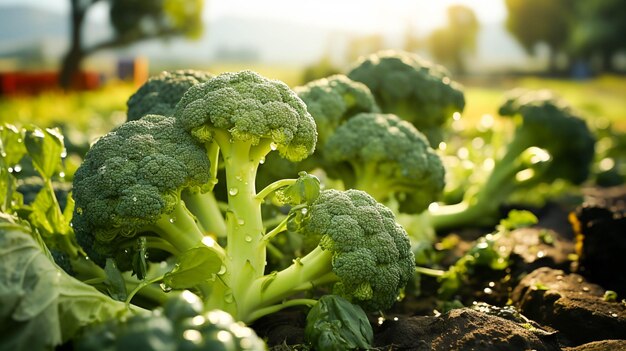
[429, 138, 534, 230]
[352, 163, 390, 202]
[238, 246, 338, 323]
[255, 178, 297, 201]
[148, 200, 225, 259]
[210, 130, 273, 316]
[181, 190, 227, 237]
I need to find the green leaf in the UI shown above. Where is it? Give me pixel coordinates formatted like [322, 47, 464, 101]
[23, 126, 65, 180]
[104, 259, 128, 301]
[0, 123, 26, 167]
[162, 247, 222, 289]
[0, 124, 26, 212]
[0, 214, 132, 350]
[305, 295, 373, 351]
[132, 237, 149, 280]
[28, 185, 57, 235]
[498, 209, 538, 232]
[282, 171, 320, 205]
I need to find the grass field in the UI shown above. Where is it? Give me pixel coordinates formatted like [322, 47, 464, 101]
[1, 70, 625, 139]
[461, 75, 626, 131]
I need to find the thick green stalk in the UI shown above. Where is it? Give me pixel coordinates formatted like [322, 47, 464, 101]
[210, 130, 272, 317]
[430, 139, 534, 231]
[238, 246, 338, 323]
[149, 200, 225, 259]
[352, 162, 400, 203]
[181, 190, 227, 237]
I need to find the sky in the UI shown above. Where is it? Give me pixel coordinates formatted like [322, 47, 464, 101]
[0, 0, 507, 33]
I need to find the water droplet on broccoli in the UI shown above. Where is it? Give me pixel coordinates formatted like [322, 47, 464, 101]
[229, 188, 239, 196]
[159, 282, 173, 292]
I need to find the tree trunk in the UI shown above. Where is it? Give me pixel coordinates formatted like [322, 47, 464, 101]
[59, 0, 87, 89]
[601, 51, 615, 73]
[548, 49, 558, 75]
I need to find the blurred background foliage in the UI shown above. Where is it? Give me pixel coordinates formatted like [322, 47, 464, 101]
[0, 0, 624, 139]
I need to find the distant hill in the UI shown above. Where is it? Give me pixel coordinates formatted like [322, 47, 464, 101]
[0, 5, 67, 45]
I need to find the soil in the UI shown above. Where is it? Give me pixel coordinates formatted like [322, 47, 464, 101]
[253, 186, 626, 350]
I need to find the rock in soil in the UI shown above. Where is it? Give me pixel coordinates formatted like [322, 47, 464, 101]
[374, 308, 561, 351]
[562, 339, 626, 351]
[511, 267, 626, 346]
[571, 186, 626, 296]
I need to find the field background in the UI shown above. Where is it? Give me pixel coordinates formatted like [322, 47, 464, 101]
[2, 66, 624, 142]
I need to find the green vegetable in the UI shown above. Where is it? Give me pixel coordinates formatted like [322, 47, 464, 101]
[430, 89, 596, 230]
[294, 74, 379, 147]
[72, 70, 415, 324]
[126, 70, 214, 121]
[347, 50, 465, 146]
[257, 74, 379, 187]
[305, 295, 373, 351]
[324, 112, 445, 214]
[77, 291, 265, 351]
[72, 114, 226, 271]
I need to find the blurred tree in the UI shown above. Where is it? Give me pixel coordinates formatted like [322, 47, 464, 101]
[60, 0, 204, 89]
[345, 34, 385, 64]
[403, 22, 422, 53]
[505, 0, 574, 72]
[571, 0, 626, 73]
[301, 55, 340, 85]
[427, 5, 479, 75]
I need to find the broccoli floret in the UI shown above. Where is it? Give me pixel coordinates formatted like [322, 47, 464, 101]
[431, 89, 596, 230]
[324, 112, 445, 214]
[256, 74, 379, 187]
[294, 74, 379, 146]
[347, 50, 465, 146]
[126, 70, 213, 121]
[72, 114, 225, 267]
[77, 291, 266, 351]
[241, 189, 415, 317]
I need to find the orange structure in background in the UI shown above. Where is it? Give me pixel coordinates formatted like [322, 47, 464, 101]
[0, 71, 101, 96]
[117, 56, 149, 88]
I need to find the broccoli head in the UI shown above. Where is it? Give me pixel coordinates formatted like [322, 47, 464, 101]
[127, 70, 213, 121]
[77, 291, 266, 351]
[294, 74, 379, 145]
[174, 70, 317, 162]
[72, 115, 215, 265]
[245, 189, 415, 315]
[256, 74, 379, 187]
[300, 189, 415, 311]
[498, 88, 596, 185]
[324, 113, 445, 213]
[347, 50, 465, 146]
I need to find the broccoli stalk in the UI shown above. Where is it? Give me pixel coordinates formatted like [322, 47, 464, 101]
[429, 89, 596, 230]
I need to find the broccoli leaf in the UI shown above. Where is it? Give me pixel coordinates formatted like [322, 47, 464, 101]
[162, 247, 222, 289]
[23, 126, 65, 180]
[0, 214, 132, 350]
[305, 295, 373, 351]
[104, 258, 128, 301]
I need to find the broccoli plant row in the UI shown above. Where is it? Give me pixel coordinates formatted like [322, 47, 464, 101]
[71, 70, 416, 324]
